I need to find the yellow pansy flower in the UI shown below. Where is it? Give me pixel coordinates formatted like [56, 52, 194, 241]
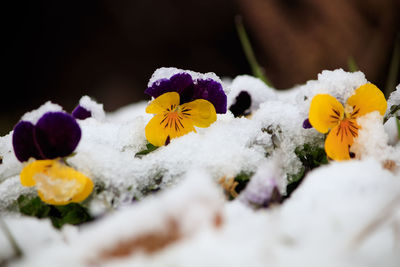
[145, 92, 217, 147]
[309, 83, 387, 161]
[20, 159, 93, 205]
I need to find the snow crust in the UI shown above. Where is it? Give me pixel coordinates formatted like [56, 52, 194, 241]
[352, 112, 399, 164]
[77, 95, 106, 121]
[5, 160, 400, 267]
[1, 68, 399, 266]
[227, 75, 277, 113]
[147, 67, 224, 91]
[20, 101, 63, 124]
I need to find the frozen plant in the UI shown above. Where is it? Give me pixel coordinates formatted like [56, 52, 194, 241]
[12, 111, 93, 205]
[308, 83, 387, 160]
[144, 71, 227, 146]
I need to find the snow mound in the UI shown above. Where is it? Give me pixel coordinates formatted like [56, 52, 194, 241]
[1, 68, 399, 267]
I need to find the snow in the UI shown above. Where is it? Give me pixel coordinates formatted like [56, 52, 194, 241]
[20, 101, 63, 124]
[147, 67, 224, 90]
[386, 84, 400, 117]
[77, 95, 106, 121]
[384, 116, 399, 145]
[0, 133, 21, 184]
[1, 68, 399, 266]
[352, 111, 399, 163]
[0, 216, 63, 262]
[5, 160, 400, 267]
[0, 176, 34, 211]
[238, 158, 282, 206]
[227, 75, 277, 113]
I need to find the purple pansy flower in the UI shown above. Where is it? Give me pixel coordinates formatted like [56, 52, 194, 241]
[145, 72, 227, 114]
[229, 91, 252, 117]
[12, 112, 81, 162]
[302, 118, 313, 129]
[240, 176, 281, 208]
[72, 104, 92, 120]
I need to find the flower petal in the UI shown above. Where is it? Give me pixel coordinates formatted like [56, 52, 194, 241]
[20, 159, 55, 186]
[229, 91, 252, 117]
[325, 123, 354, 161]
[72, 104, 92, 120]
[346, 83, 387, 118]
[145, 115, 169, 147]
[71, 176, 94, 203]
[181, 99, 217, 128]
[145, 73, 194, 99]
[193, 79, 227, 114]
[145, 92, 180, 115]
[34, 112, 81, 159]
[145, 113, 195, 147]
[302, 118, 313, 129]
[12, 121, 44, 162]
[309, 94, 344, 133]
[33, 160, 93, 205]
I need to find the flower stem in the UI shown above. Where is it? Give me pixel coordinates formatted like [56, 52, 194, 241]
[384, 34, 400, 98]
[347, 56, 358, 72]
[383, 105, 400, 124]
[235, 15, 273, 87]
[0, 217, 23, 259]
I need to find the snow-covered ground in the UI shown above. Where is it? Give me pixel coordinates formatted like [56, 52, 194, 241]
[1, 68, 399, 266]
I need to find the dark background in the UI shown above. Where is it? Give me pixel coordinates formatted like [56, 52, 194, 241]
[3, 0, 399, 136]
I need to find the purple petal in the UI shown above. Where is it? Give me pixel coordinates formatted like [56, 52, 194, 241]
[144, 73, 194, 99]
[302, 118, 313, 129]
[12, 121, 44, 162]
[34, 112, 81, 159]
[193, 79, 227, 114]
[72, 104, 92, 120]
[145, 72, 227, 114]
[229, 91, 252, 117]
[241, 176, 281, 208]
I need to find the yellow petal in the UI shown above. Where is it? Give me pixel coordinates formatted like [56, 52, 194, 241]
[309, 94, 344, 133]
[145, 113, 195, 147]
[180, 99, 217, 127]
[38, 190, 69, 206]
[71, 177, 94, 203]
[324, 122, 356, 161]
[20, 159, 55, 187]
[33, 160, 93, 205]
[145, 92, 180, 115]
[346, 83, 387, 118]
[145, 114, 169, 147]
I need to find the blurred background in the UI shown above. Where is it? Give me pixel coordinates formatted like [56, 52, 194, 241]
[3, 0, 399, 136]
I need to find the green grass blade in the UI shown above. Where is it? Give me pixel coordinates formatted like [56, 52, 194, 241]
[347, 56, 358, 72]
[235, 15, 273, 87]
[384, 34, 400, 98]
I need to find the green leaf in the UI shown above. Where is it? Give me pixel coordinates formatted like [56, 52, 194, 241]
[286, 166, 305, 196]
[384, 104, 400, 124]
[294, 143, 328, 171]
[284, 143, 328, 199]
[396, 117, 400, 139]
[135, 143, 159, 158]
[51, 204, 93, 228]
[17, 195, 51, 218]
[234, 171, 254, 194]
[287, 166, 305, 184]
[17, 196, 93, 229]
